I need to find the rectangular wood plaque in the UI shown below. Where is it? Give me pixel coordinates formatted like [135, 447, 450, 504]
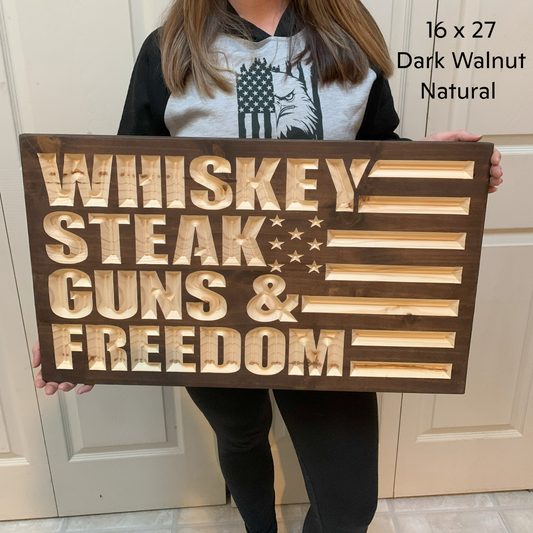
[20, 134, 493, 393]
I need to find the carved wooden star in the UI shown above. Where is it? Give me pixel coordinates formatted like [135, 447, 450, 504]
[308, 239, 323, 251]
[309, 216, 324, 228]
[270, 215, 285, 227]
[307, 261, 323, 273]
[268, 260, 284, 272]
[287, 250, 304, 263]
[289, 228, 304, 240]
[269, 238, 284, 250]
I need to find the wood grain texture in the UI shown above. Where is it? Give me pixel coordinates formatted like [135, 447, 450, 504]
[19, 134, 493, 393]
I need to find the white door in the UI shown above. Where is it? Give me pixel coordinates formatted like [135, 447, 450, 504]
[0, 75, 56, 518]
[0, 0, 225, 518]
[394, 0, 533, 496]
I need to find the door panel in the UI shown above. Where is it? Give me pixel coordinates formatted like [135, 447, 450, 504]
[394, 0, 533, 496]
[0, 0, 225, 517]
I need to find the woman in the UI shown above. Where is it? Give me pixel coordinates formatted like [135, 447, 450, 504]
[32, 1, 503, 531]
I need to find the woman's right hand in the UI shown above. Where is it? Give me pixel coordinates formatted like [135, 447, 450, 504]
[32, 341, 94, 395]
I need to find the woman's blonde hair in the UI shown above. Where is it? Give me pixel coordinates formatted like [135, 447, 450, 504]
[160, 0, 394, 97]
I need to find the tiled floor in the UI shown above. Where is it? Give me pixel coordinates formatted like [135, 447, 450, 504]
[1, 491, 532, 533]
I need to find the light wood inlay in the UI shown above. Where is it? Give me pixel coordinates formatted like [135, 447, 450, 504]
[200, 328, 241, 373]
[88, 213, 130, 264]
[185, 271, 227, 321]
[350, 361, 453, 379]
[358, 195, 471, 215]
[135, 215, 168, 265]
[38, 153, 112, 207]
[165, 156, 186, 208]
[139, 155, 162, 208]
[222, 216, 266, 266]
[245, 328, 286, 376]
[236, 157, 281, 210]
[94, 271, 137, 320]
[130, 326, 161, 372]
[116, 155, 138, 207]
[140, 271, 182, 320]
[288, 329, 345, 377]
[301, 296, 460, 316]
[190, 156, 233, 210]
[327, 230, 467, 250]
[173, 215, 219, 265]
[48, 269, 92, 319]
[165, 326, 196, 373]
[368, 160, 475, 179]
[325, 264, 463, 284]
[86, 325, 128, 371]
[44, 211, 88, 264]
[286, 159, 319, 211]
[325, 159, 355, 212]
[349, 159, 371, 188]
[52, 324, 83, 370]
[352, 330, 456, 348]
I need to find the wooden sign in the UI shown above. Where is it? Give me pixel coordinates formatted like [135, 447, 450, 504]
[20, 134, 493, 393]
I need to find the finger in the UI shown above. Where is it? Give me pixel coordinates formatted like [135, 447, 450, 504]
[58, 382, 77, 392]
[34, 368, 47, 389]
[490, 165, 503, 179]
[44, 382, 60, 395]
[454, 130, 483, 142]
[491, 148, 502, 166]
[490, 176, 503, 186]
[488, 186, 498, 193]
[32, 341, 41, 368]
[77, 384, 95, 395]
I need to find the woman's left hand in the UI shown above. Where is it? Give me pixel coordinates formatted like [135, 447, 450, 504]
[420, 130, 503, 194]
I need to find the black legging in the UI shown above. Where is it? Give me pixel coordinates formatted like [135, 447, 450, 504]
[186, 387, 379, 533]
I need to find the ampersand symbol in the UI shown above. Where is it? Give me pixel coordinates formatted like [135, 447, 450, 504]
[246, 275, 299, 322]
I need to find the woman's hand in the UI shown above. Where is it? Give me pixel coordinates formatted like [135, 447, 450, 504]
[32, 341, 94, 395]
[420, 130, 503, 194]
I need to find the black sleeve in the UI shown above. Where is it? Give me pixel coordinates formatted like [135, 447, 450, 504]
[118, 28, 171, 136]
[356, 66, 411, 141]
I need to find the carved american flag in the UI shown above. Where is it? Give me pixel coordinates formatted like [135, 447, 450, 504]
[20, 135, 492, 393]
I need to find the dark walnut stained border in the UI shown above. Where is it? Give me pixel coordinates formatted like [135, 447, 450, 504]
[20, 134, 493, 393]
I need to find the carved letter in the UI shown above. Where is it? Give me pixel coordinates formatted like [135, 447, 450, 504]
[48, 269, 92, 319]
[130, 326, 161, 372]
[165, 326, 196, 372]
[44, 211, 88, 264]
[140, 155, 162, 208]
[88, 213, 130, 264]
[116, 155, 138, 207]
[222, 216, 266, 266]
[135, 214, 168, 265]
[86, 325, 128, 371]
[173, 215, 218, 265]
[200, 327, 241, 373]
[140, 271, 182, 320]
[190, 156, 233, 210]
[186, 271, 227, 321]
[245, 327, 285, 376]
[94, 270, 137, 320]
[38, 153, 112, 207]
[52, 324, 83, 370]
[236, 157, 281, 210]
[325, 159, 355, 212]
[350, 159, 371, 188]
[247, 275, 298, 322]
[166, 156, 186, 208]
[288, 329, 344, 376]
[286, 159, 319, 211]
